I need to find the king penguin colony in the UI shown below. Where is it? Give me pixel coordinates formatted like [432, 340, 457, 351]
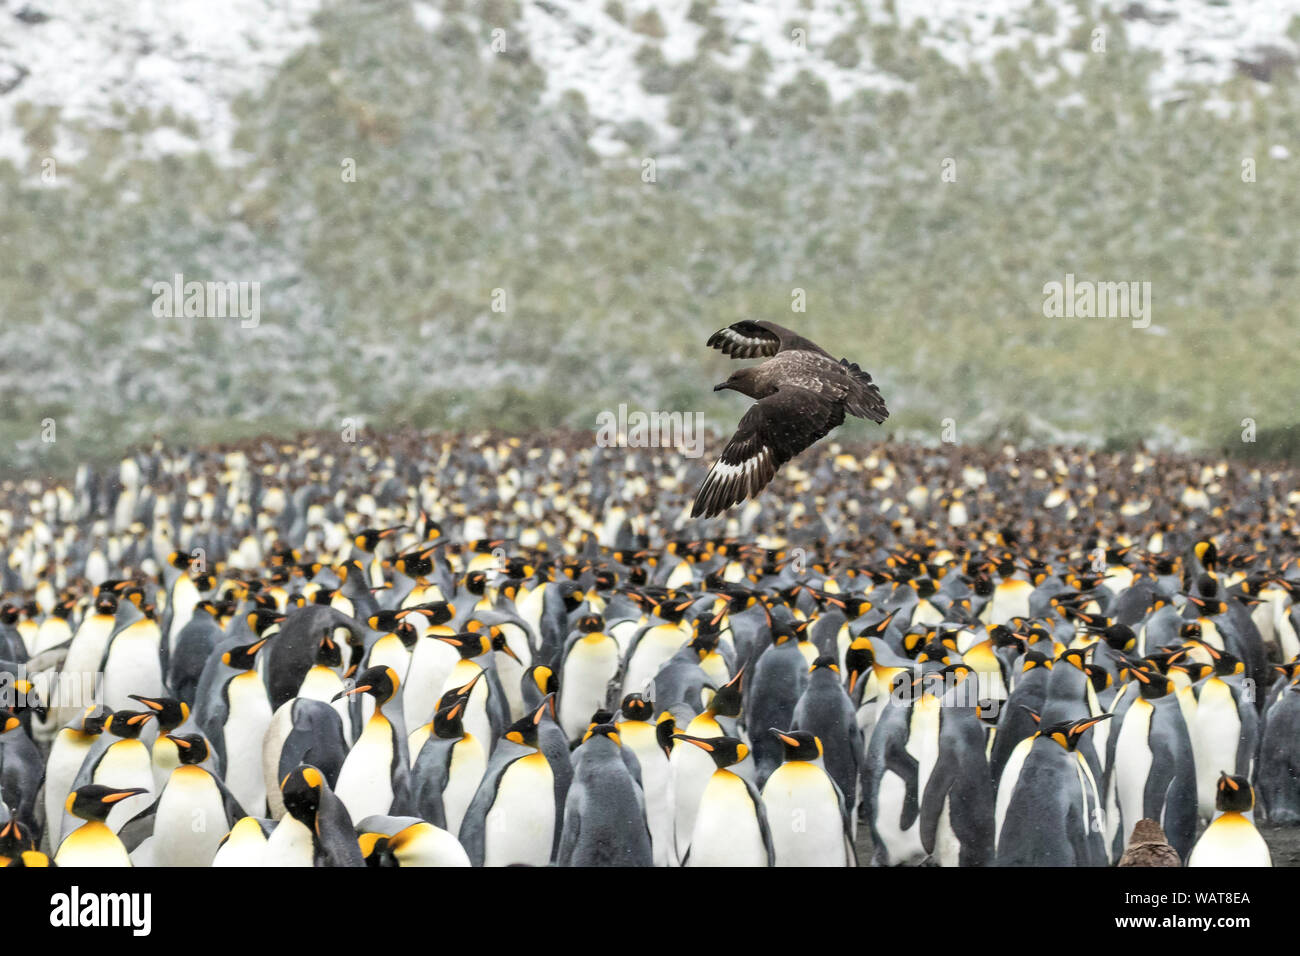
[0, 431, 1298, 867]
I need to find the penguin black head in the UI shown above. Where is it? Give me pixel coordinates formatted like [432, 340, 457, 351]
[1099, 624, 1137, 652]
[671, 733, 748, 769]
[0, 815, 36, 857]
[526, 665, 558, 699]
[1083, 664, 1111, 692]
[706, 667, 744, 719]
[770, 728, 821, 762]
[399, 601, 455, 627]
[1211, 651, 1244, 678]
[65, 785, 150, 823]
[315, 630, 344, 668]
[844, 638, 875, 695]
[280, 766, 325, 826]
[6, 679, 45, 722]
[360, 832, 402, 868]
[128, 695, 189, 732]
[809, 654, 840, 676]
[504, 715, 540, 749]
[1193, 540, 1218, 572]
[438, 632, 492, 660]
[166, 733, 211, 766]
[105, 710, 154, 739]
[222, 637, 269, 671]
[1129, 666, 1174, 699]
[77, 705, 113, 736]
[915, 640, 951, 665]
[484, 627, 522, 665]
[1022, 651, 1053, 673]
[620, 694, 654, 722]
[1215, 773, 1255, 813]
[689, 629, 720, 658]
[576, 614, 605, 634]
[586, 709, 616, 734]
[1041, 714, 1112, 752]
[1057, 647, 1091, 672]
[367, 609, 404, 633]
[432, 693, 472, 739]
[655, 713, 677, 759]
[581, 723, 622, 747]
[333, 665, 400, 705]
[247, 607, 285, 636]
[353, 526, 403, 553]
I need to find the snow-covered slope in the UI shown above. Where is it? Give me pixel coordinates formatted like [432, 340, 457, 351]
[0, 0, 323, 167]
[2, 0, 1296, 169]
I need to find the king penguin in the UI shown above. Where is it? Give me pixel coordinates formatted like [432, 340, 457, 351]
[994, 714, 1111, 866]
[760, 729, 855, 866]
[55, 785, 148, 867]
[1187, 772, 1272, 867]
[792, 655, 863, 832]
[264, 765, 363, 867]
[614, 693, 678, 866]
[75, 709, 155, 834]
[332, 665, 412, 821]
[135, 734, 246, 867]
[43, 706, 111, 852]
[557, 723, 653, 866]
[458, 715, 556, 867]
[673, 733, 773, 867]
[557, 614, 621, 742]
[410, 684, 486, 835]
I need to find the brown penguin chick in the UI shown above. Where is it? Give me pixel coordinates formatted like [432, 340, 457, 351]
[1118, 818, 1182, 867]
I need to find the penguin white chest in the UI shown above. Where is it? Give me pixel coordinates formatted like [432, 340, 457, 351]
[264, 816, 315, 867]
[559, 637, 620, 739]
[45, 733, 93, 848]
[687, 771, 767, 867]
[93, 740, 154, 832]
[335, 714, 397, 821]
[443, 735, 487, 836]
[55, 821, 131, 867]
[223, 671, 273, 815]
[1114, 700, 1155, 846]
[103, 628, 164, 709]
[1187, 813, 1271, 867]
[153, 766, 229, 866]
[483, 752, 554, 867]
[1192, 681, 1243, 818]
[762, 762, 846, 866]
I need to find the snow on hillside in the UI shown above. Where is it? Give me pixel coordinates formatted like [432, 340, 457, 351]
[0, 0, 322, 167]
[506, 0, 1300, 156]
[1, 0, 1297, 167]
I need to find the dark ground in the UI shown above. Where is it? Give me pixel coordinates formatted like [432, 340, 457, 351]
[851, 821, 1300, 866]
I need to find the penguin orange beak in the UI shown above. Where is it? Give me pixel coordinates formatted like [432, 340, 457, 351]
[101, 788, 149, 804]
[671, 734, 714, 752]
[332, 684, 372, 701]
[452, 670, 486, 696]
[770, 729, 800, 748]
